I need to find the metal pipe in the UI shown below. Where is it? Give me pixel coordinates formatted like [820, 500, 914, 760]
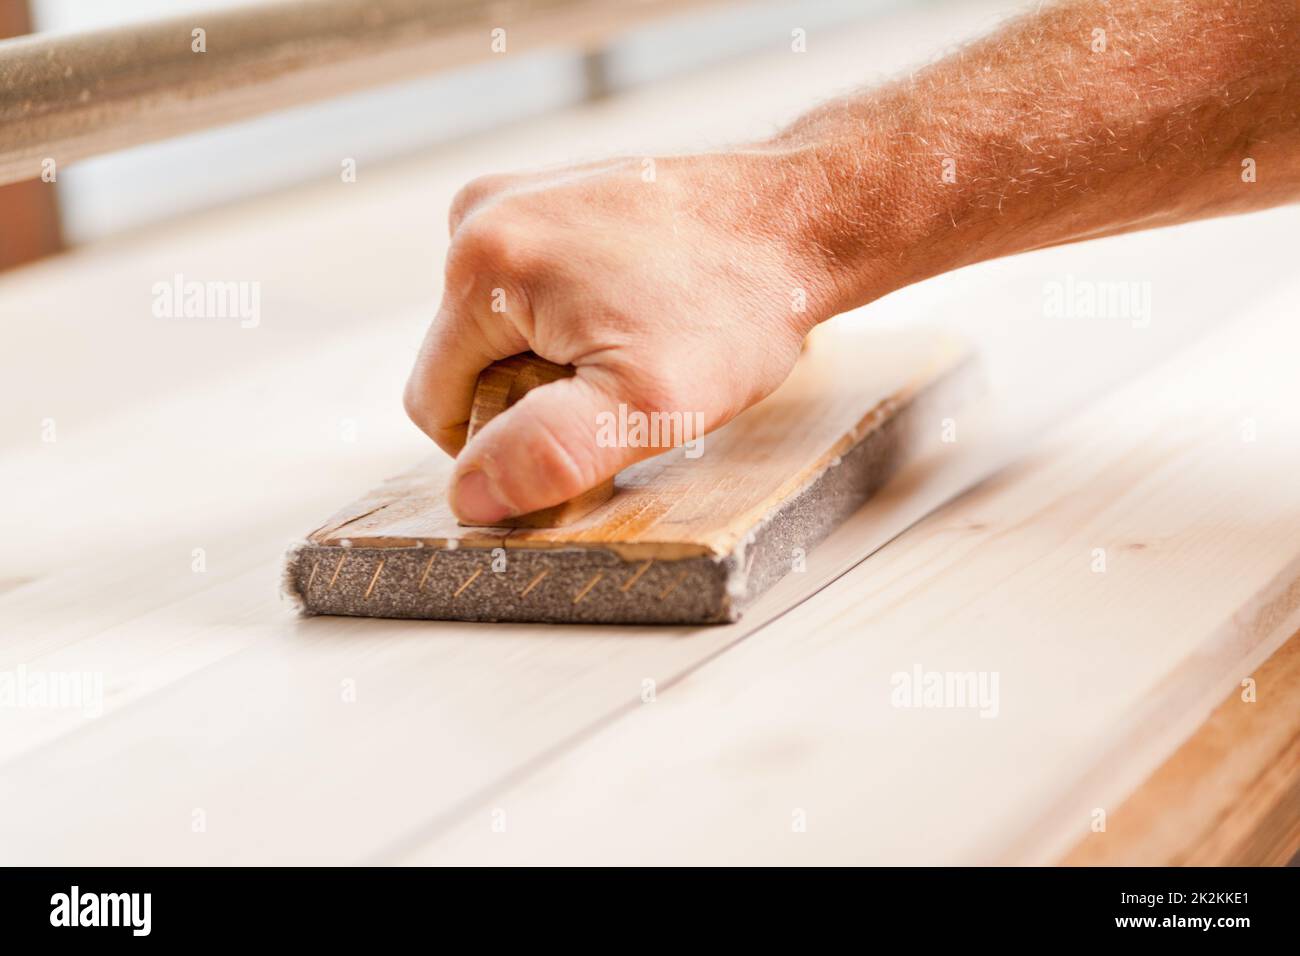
[0, 0, 722, 186]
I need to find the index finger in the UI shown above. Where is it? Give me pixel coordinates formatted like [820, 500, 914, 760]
[403, 291, 526, 457]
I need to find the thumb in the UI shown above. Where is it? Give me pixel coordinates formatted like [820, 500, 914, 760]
[449, 373, 648, 525]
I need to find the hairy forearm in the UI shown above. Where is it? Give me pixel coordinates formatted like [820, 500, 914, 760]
[755, 0, 1300, 315]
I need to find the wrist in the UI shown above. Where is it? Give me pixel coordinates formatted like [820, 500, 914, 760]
[746, 92, 988, 320]
[657, 150, 845, 336]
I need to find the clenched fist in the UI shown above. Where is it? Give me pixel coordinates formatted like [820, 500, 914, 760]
[404, 154, 837, 524]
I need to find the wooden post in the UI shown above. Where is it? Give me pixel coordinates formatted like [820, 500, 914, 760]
[0, 0, 61, 270]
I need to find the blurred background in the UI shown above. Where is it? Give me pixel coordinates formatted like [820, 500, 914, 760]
[2, 0, 938, 265]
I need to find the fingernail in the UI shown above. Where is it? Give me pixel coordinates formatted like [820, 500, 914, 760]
[451, 467, 512, 524]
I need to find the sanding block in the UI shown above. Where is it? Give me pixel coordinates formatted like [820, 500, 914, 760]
[284, 325, 979, 625]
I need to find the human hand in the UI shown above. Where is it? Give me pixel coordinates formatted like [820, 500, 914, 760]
[404, 153, 839, 524]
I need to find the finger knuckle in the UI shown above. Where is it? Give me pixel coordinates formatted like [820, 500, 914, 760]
[446, 212, 532, 283]
[402, 378, 430, 428]
[448, 175, 507, 232]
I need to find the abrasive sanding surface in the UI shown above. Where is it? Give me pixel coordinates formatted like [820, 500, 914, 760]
[287, 544, 731, 625]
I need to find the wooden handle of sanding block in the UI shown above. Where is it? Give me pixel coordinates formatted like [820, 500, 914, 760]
[462, 352, 615, 528]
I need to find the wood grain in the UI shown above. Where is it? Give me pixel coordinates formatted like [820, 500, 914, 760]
[1061, 627, 1300, 866]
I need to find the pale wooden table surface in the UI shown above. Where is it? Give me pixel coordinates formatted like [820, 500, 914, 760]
[3, 0, 1299, 865]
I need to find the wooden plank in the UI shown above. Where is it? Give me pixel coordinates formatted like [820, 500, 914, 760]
[396, 283, 1300, 865]
[3, 230, 1294, 862]
[1061, 628, 1300, 866]
[2, 211, 1297, 862]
